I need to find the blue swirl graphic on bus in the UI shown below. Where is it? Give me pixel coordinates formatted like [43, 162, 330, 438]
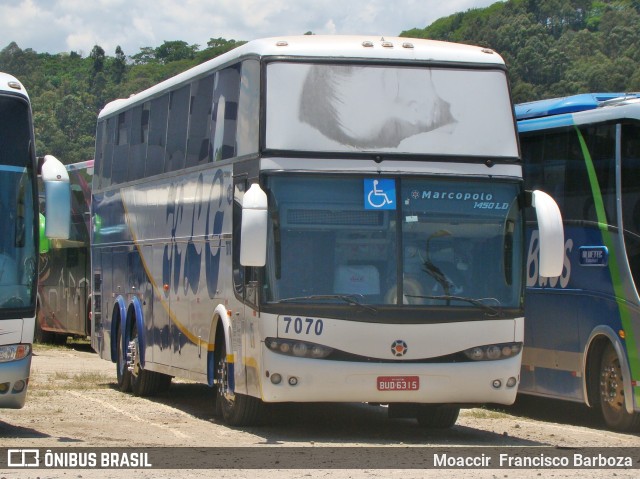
[205, 169, 225, 298]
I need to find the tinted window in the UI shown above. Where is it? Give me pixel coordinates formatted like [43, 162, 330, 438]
[146, 95, 168, 177]
[165, 85, 190, 172]
[112, 111, 131, 184]
[237, 59, 260, 157]
[186, 75, 214, 168]
[621, 122, 640, 288]
[101, 117, 115, 188]
[211, 64, 241, 161]
[128, 104, 148, 181]
[522, 124, 617, 227]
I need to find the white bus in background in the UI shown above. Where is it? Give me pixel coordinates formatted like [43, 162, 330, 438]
[0, 72, 70, 408]
[90, 35, 564, 427]
[36, 159, 93, 344]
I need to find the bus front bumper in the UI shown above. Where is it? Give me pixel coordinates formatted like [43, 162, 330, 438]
[259, 349, 521, 406]
[0, 354, 32, 409]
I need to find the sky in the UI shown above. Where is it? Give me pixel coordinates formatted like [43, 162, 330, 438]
[0, 0, 501, 56]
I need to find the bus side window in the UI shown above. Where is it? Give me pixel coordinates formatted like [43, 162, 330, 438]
[146, 95, 169, 177]
[164, 85, 190, 173]
[211, 64, 241, 162]
[101, 117, 115, 189]
[236, 59, 260, 157]
[186, 74, 214, 168]
[112, 110, 131, 184]
[621, 122, 640, 287]
[128, 104, 148, 181]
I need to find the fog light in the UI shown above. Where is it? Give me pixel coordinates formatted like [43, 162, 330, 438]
[492, 379, 502, 389]
[506, 377, 518, 388]
[271, 373, 282, 385]
[0, 382, 9, 394]
[288, 376, 298, 386]
[12, 380, 26, 393]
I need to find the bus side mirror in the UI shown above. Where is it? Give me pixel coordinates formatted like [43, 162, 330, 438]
[532, 190, 564, 278]
[240, 183, 268, 267]
[40, 155, 70, 240]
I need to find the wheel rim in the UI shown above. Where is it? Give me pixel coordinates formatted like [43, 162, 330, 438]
[216, 346, 235, 405]
[128, 323, 141, 380]
[601, 350, 625, 415]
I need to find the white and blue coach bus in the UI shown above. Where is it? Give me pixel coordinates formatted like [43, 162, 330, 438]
[517, 93, 640, 431]
[90, 35, 563, 427]
[0, 72, 70, 408]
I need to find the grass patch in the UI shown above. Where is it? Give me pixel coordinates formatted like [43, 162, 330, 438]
[462, 407, 511, 420]
[36, 371, 112, 391]
[33, 337, 92, 353]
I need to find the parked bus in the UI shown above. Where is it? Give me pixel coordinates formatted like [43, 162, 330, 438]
[90, 36, 563, 427]
[36, 159, 93, 344]
[0, 72, 70, 408]
[517, 93, 640, 431]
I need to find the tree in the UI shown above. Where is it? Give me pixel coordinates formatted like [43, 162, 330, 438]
[155, 40, 199, 64]
[90, 45, 105, 76]
[112, 46, 126, 84]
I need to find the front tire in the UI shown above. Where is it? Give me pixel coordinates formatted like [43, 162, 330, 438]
[599, 343, 640, 432]
[215, 337, 263, 426]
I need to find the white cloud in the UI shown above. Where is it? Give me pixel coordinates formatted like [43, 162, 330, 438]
[0, 0, 502, 56]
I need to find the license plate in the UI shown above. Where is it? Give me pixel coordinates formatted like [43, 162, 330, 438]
[377, 376, 419, 391]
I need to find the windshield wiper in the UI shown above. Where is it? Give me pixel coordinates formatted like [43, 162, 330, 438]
[275, 294, 378, 313]
[404, 294, 501, 316]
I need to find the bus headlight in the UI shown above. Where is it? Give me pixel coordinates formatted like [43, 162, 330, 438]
[0, 344, 31, 363]
[463, 342, 521, 361]
[266, 338, 333, 359]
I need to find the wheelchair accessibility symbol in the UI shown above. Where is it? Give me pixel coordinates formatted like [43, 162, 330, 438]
[364, 179, 396, 210]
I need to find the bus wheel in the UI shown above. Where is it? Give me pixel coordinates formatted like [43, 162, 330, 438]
[215, 338, 262, 426]
[599, 343, 640, 432]
[116, 326, 132, 393]
[416, 405, 460, 429]
[128, 320, 169, 397]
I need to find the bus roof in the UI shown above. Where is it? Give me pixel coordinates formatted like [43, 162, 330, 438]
[516, 93, 640, 133]
[0, 71, 28, 99]
[515, 93, 640, 120]
[99, 35, 505, 119]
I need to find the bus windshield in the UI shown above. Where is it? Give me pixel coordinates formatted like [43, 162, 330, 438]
[0, 96, 36, 312]
[265, 62, 518, 158]
[263, 175, 523, 312]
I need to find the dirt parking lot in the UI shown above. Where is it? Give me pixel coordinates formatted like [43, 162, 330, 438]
[1, 341, 639, 478]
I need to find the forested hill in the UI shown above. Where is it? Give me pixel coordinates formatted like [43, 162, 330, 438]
[0, 38, 243, 163]
[2, 0, 640, 164]
[402, 0, 640, 103]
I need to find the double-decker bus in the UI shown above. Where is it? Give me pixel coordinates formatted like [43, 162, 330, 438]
[36, 160, 93, 344]
[0, 72, 70, 408]
[90, 36, 563, 427]
[517, 93, 640, 431]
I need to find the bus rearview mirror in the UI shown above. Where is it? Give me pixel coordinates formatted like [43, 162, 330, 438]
[532, 189, 564, 278]
[240, 183, 268, 267]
